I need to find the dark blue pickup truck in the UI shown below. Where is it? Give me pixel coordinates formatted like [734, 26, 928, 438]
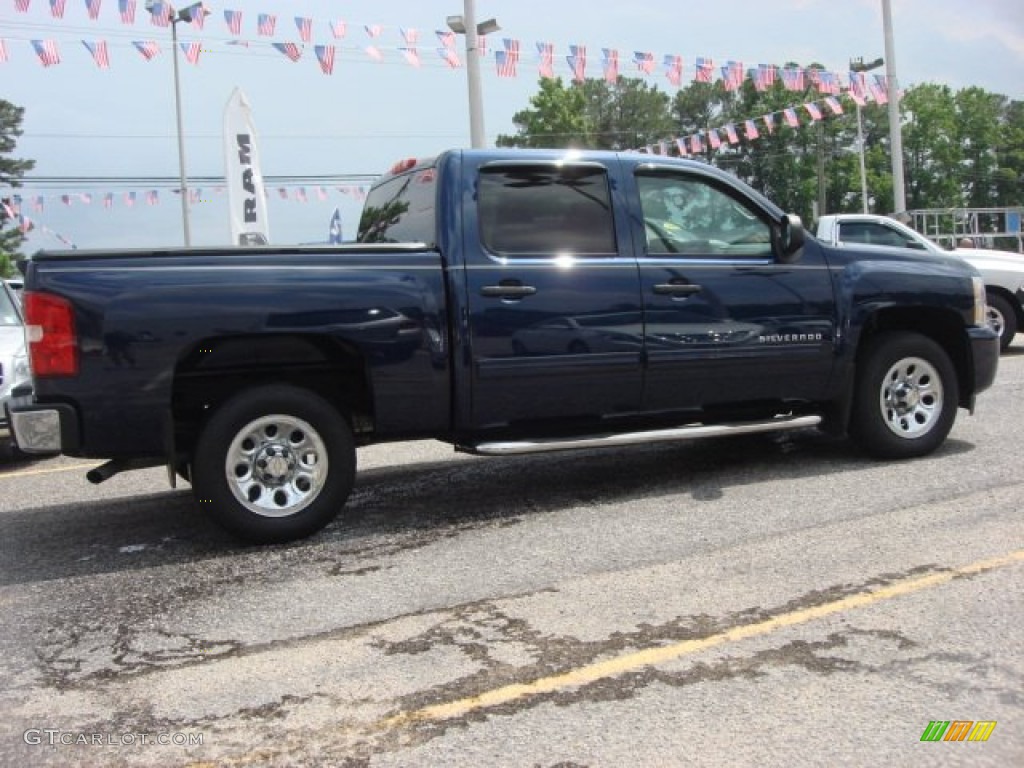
[8, 149, 999, 542]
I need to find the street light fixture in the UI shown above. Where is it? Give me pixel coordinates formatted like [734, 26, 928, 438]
[447, 1, 500, 148]
[850, 56, 884, 213]
[145, 0, 204, 246]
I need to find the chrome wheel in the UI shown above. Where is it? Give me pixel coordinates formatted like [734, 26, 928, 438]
[987, 304, 1005, 339]
[225, 414, 328, 517]
[879, 356, 943, 438]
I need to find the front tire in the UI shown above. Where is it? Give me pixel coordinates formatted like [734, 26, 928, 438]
[192, 385, 355, 543]
[986, 291, 1018, 351]
[849, 332, 958, 459]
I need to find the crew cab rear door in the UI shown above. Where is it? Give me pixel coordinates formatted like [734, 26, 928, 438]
[628, 164, 836, 412]
[459, 157, 643, 432]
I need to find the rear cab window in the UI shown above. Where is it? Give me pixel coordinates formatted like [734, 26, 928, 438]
[357, 160, 438, 245]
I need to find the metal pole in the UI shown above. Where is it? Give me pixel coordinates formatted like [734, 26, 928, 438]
[171, 18, 192, 246]
[463, 0, 486, 148]
[857, 103, 869, 212]
[881, 0, 906, 216]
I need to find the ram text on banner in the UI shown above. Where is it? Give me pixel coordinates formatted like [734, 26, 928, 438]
[223, 87, 270, 245]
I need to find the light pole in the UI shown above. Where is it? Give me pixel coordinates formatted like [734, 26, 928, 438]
[881, 0, 907, 218]
[850, 56, 884, 213]
[146, 1, 203, 246]
[447, 1, 499, 148]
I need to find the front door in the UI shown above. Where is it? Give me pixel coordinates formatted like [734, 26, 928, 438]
[630, 166, 836, 414]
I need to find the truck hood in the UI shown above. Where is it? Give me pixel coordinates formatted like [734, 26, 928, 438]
[953, 247, 1024, 273]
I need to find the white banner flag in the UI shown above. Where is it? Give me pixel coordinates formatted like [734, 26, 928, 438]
[223, 87, 270, 245]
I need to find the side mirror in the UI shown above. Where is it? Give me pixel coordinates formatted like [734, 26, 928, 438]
[773, 213, 805, 263]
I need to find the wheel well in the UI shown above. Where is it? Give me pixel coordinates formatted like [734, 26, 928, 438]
[170, 334, 373, 463]
[855, 307, 973, 408]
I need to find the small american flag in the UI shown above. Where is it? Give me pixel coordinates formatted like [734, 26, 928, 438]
[190, 3, 209, 30]
[804, 102, 823, 121]
[15, 0, 32, 12]
[675, 139, 688, 157]
[314, 44, 335, 74]
[496, 38, 520, 78]
[601, 48, 618, 84]
[82, 40, 110, 68]
[118, 0, 134, 24]
[50, 0, 66, 18]
[847, 72, 867, 106]
[664, 55, 682, 88]
[566, 44, 585, 83]
[784, 108, 800, 128]
[84, 0, 101, 21]
[278, 188, 288, 200]
[781, 66, 805, 91]
[754, 64, 775, 92]
[724, 124, 739, 144]
[438, 46, 460, 69]
[763, 113, 776, 134]
[133, 40, 160, 60]
[824, 96, 843, 115]
[33, 196, 45, 212]
[331, 20, 346, 39]
[744, 119, 760, 140]
[870, 74, 889, 104]
[257, 13, 276, 36]
[536, 41, 553, 79]
[721, 61, 744, 91]
[124, 191, 136, 207]
[272, 42, 302, 62]
[295, 16, 312, 43]
[149, 2, 170, 27]
[223, 9, 242, 35]
[180, 42, 202, 65]
[79, 193, 92, 204]
[695, 57, 714, 84]
[707, 129, 721, 149]
[0, 40, 8, 63]
[296, 188, 307, 203]
[31, 39, 61, 67]
[104, 193, 113, 209]
[436, 30, 456, 49]
[61, 194, 72, 206]
[146, 190, 159, 206]
[690, 134, 702, 154]
[634, 51, 654, 75]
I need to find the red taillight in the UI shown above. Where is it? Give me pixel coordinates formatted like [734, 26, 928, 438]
[23, 291, 79, 377]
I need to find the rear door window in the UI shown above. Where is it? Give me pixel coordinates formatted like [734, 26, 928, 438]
[477, 165, 617, 256]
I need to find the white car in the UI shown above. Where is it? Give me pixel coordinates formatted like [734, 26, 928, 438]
[816, 214, 1024, 350]
[0, 281, 31, 457]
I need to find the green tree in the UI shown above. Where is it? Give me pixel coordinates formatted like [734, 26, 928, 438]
[0, 100, 35, 277]
[901, 84, 963, 209]
[992, 99, 1024, 207]
[496, 76, 673, 149]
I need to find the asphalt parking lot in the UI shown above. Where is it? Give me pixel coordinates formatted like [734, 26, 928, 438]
[0, 348, 1021, 767]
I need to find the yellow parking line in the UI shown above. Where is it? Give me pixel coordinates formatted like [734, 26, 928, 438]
[0, 462, 103, 479]
[382, 548, 1024, 728]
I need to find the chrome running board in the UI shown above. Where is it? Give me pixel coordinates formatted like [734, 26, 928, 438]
[467, 414, 822, 457]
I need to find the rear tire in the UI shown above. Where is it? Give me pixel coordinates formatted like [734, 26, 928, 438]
[192, 385, 355, 544]
[849, 332, 958, 459]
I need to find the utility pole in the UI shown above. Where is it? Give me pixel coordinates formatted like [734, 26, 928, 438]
[881, 0, 907, 217]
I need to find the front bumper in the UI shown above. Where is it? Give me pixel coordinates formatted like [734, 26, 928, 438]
[4, 395, 80, 455]
[968, 324, 1000, 402]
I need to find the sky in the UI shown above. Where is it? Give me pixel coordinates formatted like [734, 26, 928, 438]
[1, 0, 1022, 252]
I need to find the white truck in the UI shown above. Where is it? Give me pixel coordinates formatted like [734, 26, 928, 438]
[816, 213, 1024, 350]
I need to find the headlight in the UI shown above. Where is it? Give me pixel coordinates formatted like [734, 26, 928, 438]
[971, 276, 987, 327]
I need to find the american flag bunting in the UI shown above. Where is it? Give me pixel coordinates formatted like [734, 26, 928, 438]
[314, 44, 335, 74]
[496, 38, 520, 78]
[31, 39, 61, 67]
[536, 42, 554, 79]
[295, 17, 312, 43]
[257, 13, 276, 36]
[602, 48, 618, 83]
[82, 39, 110, 68]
